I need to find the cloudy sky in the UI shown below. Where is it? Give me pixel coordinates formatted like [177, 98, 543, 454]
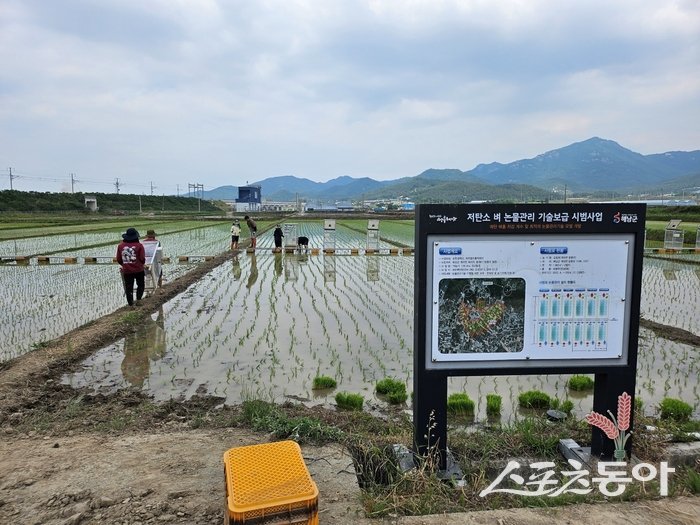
[1, 0, 699, 195]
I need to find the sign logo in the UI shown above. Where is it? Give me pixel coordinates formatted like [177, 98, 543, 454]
[613, 212, 638, 224]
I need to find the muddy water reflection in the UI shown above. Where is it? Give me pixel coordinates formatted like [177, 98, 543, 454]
[65, 307, 168, 392]
[121, 308, 167, 387]
[64, 255, 700, 421]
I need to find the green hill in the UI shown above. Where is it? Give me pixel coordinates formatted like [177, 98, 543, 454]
[0, 190, 224, 215]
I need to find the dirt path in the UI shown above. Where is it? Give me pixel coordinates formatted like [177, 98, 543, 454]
[1, 428, 697, 525]
[1, 249, 698, 524]
[0, 428, 368, 525]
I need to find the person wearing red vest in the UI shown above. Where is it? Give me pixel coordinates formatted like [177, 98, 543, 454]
[116, 227, 146, 306]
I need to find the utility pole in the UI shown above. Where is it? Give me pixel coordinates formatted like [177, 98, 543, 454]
[115, 178, 121, 194]
[188, 183, 204, 212]
[70, 173, 75, 193]
[8, 167, 14, 190]
[139, 195, 142, 213]
[176, 184, 180, 197]
[150, 181, 156, 195]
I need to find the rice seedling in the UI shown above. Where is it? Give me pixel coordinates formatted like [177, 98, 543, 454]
[335, 392, 364, 411]
[659, 397, 693, 421]
[518, 390, 552, 409]
[447, 393, 475, 416]
[375, 377, 408, 405]
[312, 375, 337, 390]
[567, 374, 594, 391]
[486, 393, 502, 416]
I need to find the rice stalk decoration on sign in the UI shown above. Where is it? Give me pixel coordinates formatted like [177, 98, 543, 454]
[585, 392, 632, 460]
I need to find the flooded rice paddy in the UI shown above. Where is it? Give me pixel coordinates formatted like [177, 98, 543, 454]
[2, 220, 698, 422]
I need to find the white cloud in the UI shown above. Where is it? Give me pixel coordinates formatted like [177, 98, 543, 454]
[0, 0, 698, 192]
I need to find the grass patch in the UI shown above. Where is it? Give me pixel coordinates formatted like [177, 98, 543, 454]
[347, 439, 402, 488]
[659, 398, 692, 422]
[684, 468, 700, 494]
[376, 378, 408, 405]
[567, 375, 594, 391]
[447, 393, 475, 416]
[240, 400, 343, 443]
[335, 392, 364, 411]
[312, 375, 337, 389]
[119, 310, 143, 325]
[518, 390, 552, 409]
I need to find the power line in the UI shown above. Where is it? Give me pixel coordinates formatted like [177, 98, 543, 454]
[3, 169, 216, 195]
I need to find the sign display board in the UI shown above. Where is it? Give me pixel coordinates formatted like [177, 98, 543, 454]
[142, 240, 163, 291]
[324, 219, 336, 250]
[417, 204, 645, 373]
[664, 228, 684, 249]
[283, 223, 298, 248]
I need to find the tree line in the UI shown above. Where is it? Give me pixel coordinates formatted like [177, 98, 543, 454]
[0, 190, 224, 214]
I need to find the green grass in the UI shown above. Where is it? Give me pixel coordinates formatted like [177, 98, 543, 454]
[240, 400, 343, 443]
[685, 468, 700, 494]
[312, 375, 337, 389]
[518, 390, 552, 409]
[447, 393, 475, 416]
[567, 375, 594, 391]
[335, 392, 364, 411]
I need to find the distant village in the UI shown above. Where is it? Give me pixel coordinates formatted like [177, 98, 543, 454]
[223, 184, 416, 214]
[222, 184, 696, 215]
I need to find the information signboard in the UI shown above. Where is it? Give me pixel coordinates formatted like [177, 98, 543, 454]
[324, 219, 336, 250]
[417, 204, 645, 374]
[282, 223, 298, 248]
[414, 203, 646, 464]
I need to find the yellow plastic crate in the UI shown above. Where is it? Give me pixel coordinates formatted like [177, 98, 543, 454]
[224, 440, 319, 525]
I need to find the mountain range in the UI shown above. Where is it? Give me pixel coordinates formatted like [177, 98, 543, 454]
[199, 138, 700, 203]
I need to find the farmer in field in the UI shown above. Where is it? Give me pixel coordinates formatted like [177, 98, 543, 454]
[273, 224, 284, 251]
[116, 227, 146, 307]
[143, 229, 163, 287]
[230, 220, 241, 250]
[244, 215, 257, 249]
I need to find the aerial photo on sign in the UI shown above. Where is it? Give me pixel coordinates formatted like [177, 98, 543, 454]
[438, 277, 525, 354]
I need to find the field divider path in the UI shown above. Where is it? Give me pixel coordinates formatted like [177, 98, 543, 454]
[639, 317, 700, 347]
